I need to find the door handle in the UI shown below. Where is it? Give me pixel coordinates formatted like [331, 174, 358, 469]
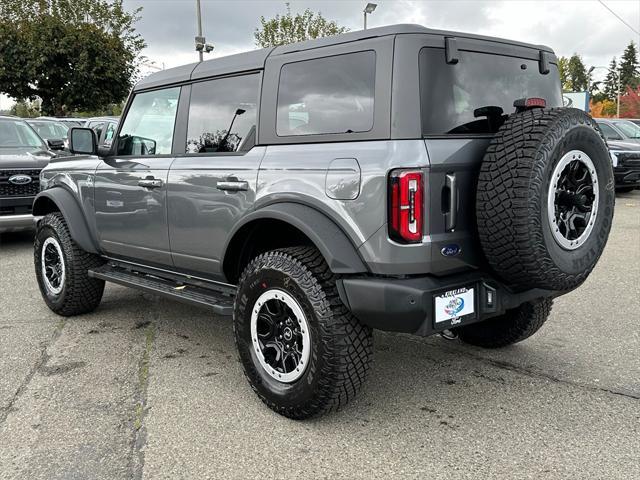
[445, 173, 457, 232]
[138, 178, 163, 189]
[217, 180, 248, 192]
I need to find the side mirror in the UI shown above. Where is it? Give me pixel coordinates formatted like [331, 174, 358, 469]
[46, 138, 65, 151]
[69, 127, 97, 155]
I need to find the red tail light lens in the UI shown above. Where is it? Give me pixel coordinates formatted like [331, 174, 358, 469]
[388, 170, 424, 243]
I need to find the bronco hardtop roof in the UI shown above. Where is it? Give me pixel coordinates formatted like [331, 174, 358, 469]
[134, 23, 555, 91]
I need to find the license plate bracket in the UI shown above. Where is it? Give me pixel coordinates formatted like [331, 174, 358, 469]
[433, 286, 476, 329]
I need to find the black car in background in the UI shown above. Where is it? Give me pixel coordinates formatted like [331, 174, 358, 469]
[0, 116, 58, 232]
[608, 139, 640, 192]
[26, 119, 69, 151]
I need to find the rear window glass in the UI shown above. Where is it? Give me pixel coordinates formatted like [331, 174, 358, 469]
[419, 48, 562, 135]
[276, 51, 376, 136]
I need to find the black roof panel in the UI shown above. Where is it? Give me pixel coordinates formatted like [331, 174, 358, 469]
[133, 24, 554, 91]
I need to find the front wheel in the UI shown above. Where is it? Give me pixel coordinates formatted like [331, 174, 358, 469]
[34, 213, 105, 316]
[233, 247, 373, 419]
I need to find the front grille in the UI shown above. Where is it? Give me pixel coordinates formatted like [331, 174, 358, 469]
[0, 169, 41, 197]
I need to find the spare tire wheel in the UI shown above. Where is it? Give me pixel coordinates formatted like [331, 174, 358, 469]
[476, 108, 615, 291]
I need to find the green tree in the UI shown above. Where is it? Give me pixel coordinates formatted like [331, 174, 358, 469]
[9, 99, 41, 118]
[602, 57, 619, 101]
[0, 0, 145, 116]
[566, 54, 589, 92]
[619, 41, 640, 91]
[255, 2, 348, 48]
[558, 56, 570, 91]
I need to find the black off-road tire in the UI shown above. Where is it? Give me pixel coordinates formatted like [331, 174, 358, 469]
[233, 247, 373, 419]
[34, 213, 105, 316]
[456, 298, 553, 348]
[476, 108, 615, 291]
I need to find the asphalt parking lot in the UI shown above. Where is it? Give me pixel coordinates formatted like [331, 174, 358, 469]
[0, 191, 638, 480]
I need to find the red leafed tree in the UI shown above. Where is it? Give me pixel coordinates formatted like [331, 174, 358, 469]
[620, 86, 640, 118]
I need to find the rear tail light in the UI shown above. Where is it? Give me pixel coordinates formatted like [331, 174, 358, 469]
[388, 170, 424, 243]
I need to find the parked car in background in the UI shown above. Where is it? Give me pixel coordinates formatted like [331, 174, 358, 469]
[608, 139, 640, 192]
[83, 116, 119, 148]
[595, 118, 640, 145]
[27, 119, 69, 151]
[624, 119, 640, 127]
[0, 116, 57, 232]
[38, 117, 85, 127]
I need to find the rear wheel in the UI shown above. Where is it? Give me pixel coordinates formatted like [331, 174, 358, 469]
[456, 298, 553, 348]
[34, 213, 105, 316]
[233, 247, 373, 419]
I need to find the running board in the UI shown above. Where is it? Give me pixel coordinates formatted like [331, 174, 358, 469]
[88, 264, 234, 315]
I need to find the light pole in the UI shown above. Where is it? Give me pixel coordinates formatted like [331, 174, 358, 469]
[195, 0, 214, 62]
[363, 3, 377, 30]
[616, 73, 621, 118]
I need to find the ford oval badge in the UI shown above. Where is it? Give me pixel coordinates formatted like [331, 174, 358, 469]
[8, 174, 32, 185]
[441, 244, 461, 257]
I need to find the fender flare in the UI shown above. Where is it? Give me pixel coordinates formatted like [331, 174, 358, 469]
[32, 188, 99, 254]
[223, 203, 368, 274]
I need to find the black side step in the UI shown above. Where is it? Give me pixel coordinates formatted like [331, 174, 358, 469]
[88, 264, 234, 315]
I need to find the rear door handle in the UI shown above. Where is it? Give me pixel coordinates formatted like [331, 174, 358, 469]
[138, 178, 163, 189]
[217, 180, 248, 192]
[445, 173, 457, 231]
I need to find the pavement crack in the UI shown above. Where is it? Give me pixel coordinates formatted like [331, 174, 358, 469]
[0, 318, 67, 425]
[130, 319, 156, 480]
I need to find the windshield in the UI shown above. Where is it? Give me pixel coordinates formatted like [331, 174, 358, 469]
[0, 119, 45, 148]
[29, 121, 68, 140]
[420, 48, 562, 135]
[612, 121, 640, 139]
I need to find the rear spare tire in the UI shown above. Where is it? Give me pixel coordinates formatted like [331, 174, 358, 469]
[476, 108, 614, 291]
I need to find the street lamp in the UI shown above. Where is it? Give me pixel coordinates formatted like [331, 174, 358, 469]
[195, 0, 214, 62]
[363, 3, 377, 30]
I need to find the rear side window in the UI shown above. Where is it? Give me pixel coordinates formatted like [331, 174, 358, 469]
[419, 48, 562, 135]
[186, 73, 259, 153]
[117, 87, 180, 156]
[276, 51, 376, 136]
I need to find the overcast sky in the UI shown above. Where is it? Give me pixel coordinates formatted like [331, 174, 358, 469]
[1, 0, 639, 109]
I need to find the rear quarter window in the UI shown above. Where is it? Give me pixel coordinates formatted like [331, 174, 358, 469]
[276, 51, 376, 136]
[419, 48, 562, 135]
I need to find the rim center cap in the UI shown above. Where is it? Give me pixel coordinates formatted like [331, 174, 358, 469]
[283, 327, 293, 341]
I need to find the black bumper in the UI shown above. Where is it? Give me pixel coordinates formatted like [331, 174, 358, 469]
[337, 271, 555, 336]
[614, 161, 640, 189]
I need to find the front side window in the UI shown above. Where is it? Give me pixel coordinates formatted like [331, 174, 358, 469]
[276, 51, 376, 136]
[186, 74, 259, 153]
[104, 122, 116, 145]
[420, 48, 563, 135]
[117, 87, 180, 156]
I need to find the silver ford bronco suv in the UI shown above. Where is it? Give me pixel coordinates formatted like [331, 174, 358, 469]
[33, 25, 614, 419]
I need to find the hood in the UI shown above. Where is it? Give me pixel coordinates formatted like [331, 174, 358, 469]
[0, 146, 56, 170]
[607, 140, 640, 152]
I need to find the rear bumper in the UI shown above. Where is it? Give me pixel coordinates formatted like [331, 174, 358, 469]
[0, 214, 37, 232]
[337, 271, 556, 336]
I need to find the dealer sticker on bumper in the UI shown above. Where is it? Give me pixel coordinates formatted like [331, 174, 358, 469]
[434, 287, 475, 324]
